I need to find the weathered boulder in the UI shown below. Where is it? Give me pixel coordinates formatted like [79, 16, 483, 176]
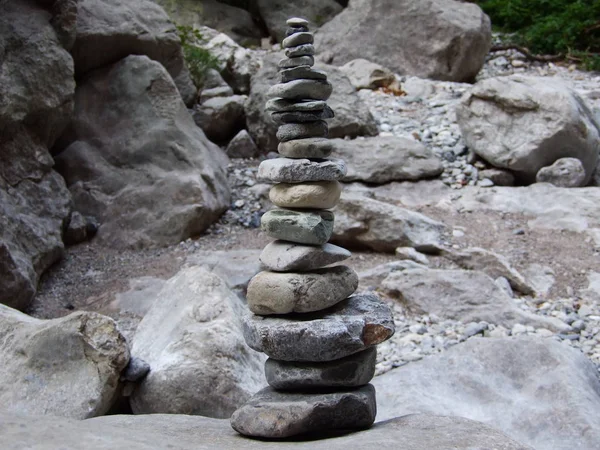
[55, 55, 230, 249]
[130, 267, 265, 418]
[339, 59, 396, 90]
[381, 268, 567, 331]
[226, 130, 260, 158]
[0, 0, 74, 311]
[331, 136, 443, 183]
[536, 157, 587, 187]
[152, 0, 263, 46]
[257, 0, 343, 42]
[0, 412, 531, 449]
[246, 53, 377, 153]
[315, 0, 491, 82]
[457, 75, 600, 183]
[332, 192, 445, 253]
[193, 95, 247, 143]
[374, 337, 600, 450]
[71, 0, 196, 105]
[0, 304, 129, 419]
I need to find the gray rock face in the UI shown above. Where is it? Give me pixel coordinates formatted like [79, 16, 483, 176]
[0, 412, 532, 449]
[242, 293, 395, 361]
[246, 53, 377, 153]
[278, 138, 334, 158]
[381, 268, 567, 331]
[257, 0, 343, 42]
[457, 76, 600, 182]
[269, 181, 342, 209]
[130, 267, 266, 418]
[193, 95, 247, 143]
[260, 241, 351, 272]
[268, 80, 332, 101]
[374, 337, 600, 450]
[258, 158, 347, 183]
[55, 55, 230, 249]
[339, 59, 396, 90]
[72, 0, 196, 105]
[332, 136, 443, 183]
[0, 0, 74, 311]
[265, 347, 376, 390]
[315, 0, 491, 82]
[0, 305, 129, 419]
[536, 157, 587, 187]
[226, 130, 259, 158]
[230, 385, 376, 438]
[332, 192, 445, 253]
[261, 209, 334, 245]
[246, 266, 358, 315]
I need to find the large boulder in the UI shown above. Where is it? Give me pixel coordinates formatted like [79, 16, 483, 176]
[332, 192, 445, 253]
[256, 0, 343, 42]
[315, 0, 491, 82]
[152, 0, 263, 46]
[457, 75, 600, 183]
[193, 95, 247, 143]
[380, 268, 567, 331]
[55, 55, 230, 249]
[0, 304, 129, 419]
[0, 0, 74, 310]
[0, 412, 530, 449]
[71, 0, 196, 105]
[374, 337, 600, 450]
[331, 136, 443, 183]
[246, 53, 377, 153]
[129, 267, 265, 418]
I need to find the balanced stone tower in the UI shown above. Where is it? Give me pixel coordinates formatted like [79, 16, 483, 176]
[230, 18, 395, 439]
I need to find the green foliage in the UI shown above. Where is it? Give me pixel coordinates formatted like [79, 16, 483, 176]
[176, 25, 222, 86]
[476, 0, 600, 69]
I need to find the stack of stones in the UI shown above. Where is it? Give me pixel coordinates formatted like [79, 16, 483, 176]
[230, 18, 395, 439]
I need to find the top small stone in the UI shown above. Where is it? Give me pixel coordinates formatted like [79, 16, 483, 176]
[287, 17, 309, 28]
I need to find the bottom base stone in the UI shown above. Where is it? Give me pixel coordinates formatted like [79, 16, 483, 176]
[230, 385, 376, 439]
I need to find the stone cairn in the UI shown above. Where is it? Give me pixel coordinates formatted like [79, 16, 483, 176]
[230, 18, 395, 439]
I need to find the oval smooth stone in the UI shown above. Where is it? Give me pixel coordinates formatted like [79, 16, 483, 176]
[287, 17, 309, 27]
[267, 79, 332, 101]
[279, 56, 314, 68]
[277, 121, 328, 142]
[282, 32, 314, 48]
[285, 44, 315, 58]
[269, 181, 342, 209]
[278, 138, 334, 158]
[266, 98, 326, 113]
[260, 209, 334, 245]
[259, 241, 351, 272]
[246, 266, 359, 315]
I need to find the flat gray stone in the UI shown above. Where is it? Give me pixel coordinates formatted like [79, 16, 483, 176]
[266, 98, 326, 113]
[261, 209, 334, 245]
[267, 80, 332, 101]
[246, 266, 358, 315]
[260, 241, 351, 272]
[242, 293, 395, 361]
[282, 32, 314, 48]
[286, 26, 309, 37]
[269, 180, 342, 209]
[271, 106, 334, 125]
[279, 56, 314, 68]
[258, 158, 346, 183]
[287, 17, 310, 28]
[285, 44, 315, 58]
[265, 347, 376, 390]
[281, 66, 327, 83]
[230, 385, 376, 438]
[278, 138, 334, 158]
[277, 121, 329, 141]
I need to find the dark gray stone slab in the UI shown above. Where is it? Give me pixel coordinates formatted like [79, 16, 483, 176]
[279, 56, 314, 68]
[261, 209, 334, 245]
[271, 106, 334, 125]
[260, 241, 351, 272]
[258, 158, 346, 183]
[278, 138, 334, 159]
[230, 385, 376, 438]
[285, 44, 315, 58]
[265, 347, 376, 390]
[266, 98, 326, 113]
[277, 121, 328, 141]
[280, 66, 327, 83]
[267, 80, 332, 101]
[242, 293, 395, 361]
[286, 26, 309, 37]
[282, 32, 314, 48]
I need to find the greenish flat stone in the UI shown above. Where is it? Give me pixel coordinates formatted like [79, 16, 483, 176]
[260, 209, 334, 245]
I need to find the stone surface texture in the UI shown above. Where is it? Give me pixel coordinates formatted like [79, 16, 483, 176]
[258, 158, 347, 183]
[270, 181, 342, 209]
[261, 209, 334, 245]
[536, 157, 587, 187]
[339, 59, 396, 90]
[259, 241, 351, 272]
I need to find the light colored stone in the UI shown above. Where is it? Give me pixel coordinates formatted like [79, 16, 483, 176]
[339, 59, 396, 90]
[396, 247, 430, 265]
[269, 181, 342, 209]
[0, 305, 129, 419]
[261, 209, 334, 245]
[457, 75, 600, 182]
[246, 266, 358, 315]
[479, 168, 515, 186]
[536, 157, 587, 187]
[260, 241, 351, 272]
[242, 293, 394, 361]
[193, 95, 247, 143]
[331, 136, 443, 183]
[258, 158, 346, 183]
[230, 385, 376, 438]
[225, 130, 259, 159]
[374, 337, 600, 450]
[130, 267, 265, 418]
